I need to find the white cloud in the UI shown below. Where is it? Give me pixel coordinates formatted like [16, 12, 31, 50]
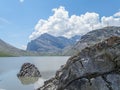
[19, 0, 24, 3]
[29, 6, 120, 40]
[114, 12, 120, 17]
[101, 16, 120, 26]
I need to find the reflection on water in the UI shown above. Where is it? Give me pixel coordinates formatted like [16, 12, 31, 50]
[34, 78, 45, 89]
[0, 56, 69, 90]
[18, 77, 39, 85]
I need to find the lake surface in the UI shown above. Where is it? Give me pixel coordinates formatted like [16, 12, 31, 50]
[0, 56, 69, 90]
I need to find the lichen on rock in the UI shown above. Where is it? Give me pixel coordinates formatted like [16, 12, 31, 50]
[17, 63, 41, 77]
[38, 36, 120, 90]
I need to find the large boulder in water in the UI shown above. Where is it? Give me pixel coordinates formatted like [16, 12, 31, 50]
[17, 63, 41, 77]
[39, 36, 120, 90]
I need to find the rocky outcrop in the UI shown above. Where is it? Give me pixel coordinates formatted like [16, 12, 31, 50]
[64, 26, 120, 55]
[38, 36, 120, 90]
[17, 63, 41, 77]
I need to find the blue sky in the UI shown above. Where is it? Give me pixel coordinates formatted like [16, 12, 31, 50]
[0, 0, 120, 49]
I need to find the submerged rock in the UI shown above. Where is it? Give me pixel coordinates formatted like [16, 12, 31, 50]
[18, 77, 39, 85]
[17, 63, 41, 77]
[39, 36, 120, 90]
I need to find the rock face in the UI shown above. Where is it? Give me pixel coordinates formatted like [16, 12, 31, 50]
[17, 63, 41, 77]
[39, 36, 120, 90]
[64, 26, 120, 55]
[27, 33, 80, 55]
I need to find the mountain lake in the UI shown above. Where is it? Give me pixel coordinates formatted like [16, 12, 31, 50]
[0, 56, 69, 90]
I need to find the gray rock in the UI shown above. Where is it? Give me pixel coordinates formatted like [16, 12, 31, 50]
[64, 26, 120, 55]
[39, 36, 120, 90]
[17, 63, 41, 77]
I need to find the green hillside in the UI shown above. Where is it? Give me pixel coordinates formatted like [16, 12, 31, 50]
[0, 39, 39, 57]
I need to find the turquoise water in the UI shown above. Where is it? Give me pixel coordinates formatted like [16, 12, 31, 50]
[0, 56, 69, 90]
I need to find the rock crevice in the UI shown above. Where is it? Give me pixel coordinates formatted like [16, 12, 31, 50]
[17, 63, 41, 77]
[39, 36, 120, 90]
[64, 68, 120, 90]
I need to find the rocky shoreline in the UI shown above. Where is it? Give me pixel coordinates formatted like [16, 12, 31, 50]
[38, 36, 120, 90]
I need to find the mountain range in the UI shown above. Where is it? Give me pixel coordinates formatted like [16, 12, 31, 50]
[27, 33, 81, 55]
[0, 26, 120, 56]
[27, 26, 120, 56]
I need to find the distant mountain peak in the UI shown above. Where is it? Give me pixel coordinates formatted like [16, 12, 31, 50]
[41, 33, 52, 37]
[27, 33, 81, 54]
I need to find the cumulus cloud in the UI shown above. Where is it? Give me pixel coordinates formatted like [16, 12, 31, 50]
[29, 6, 120, 40]
[114, 12, 120, 17]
